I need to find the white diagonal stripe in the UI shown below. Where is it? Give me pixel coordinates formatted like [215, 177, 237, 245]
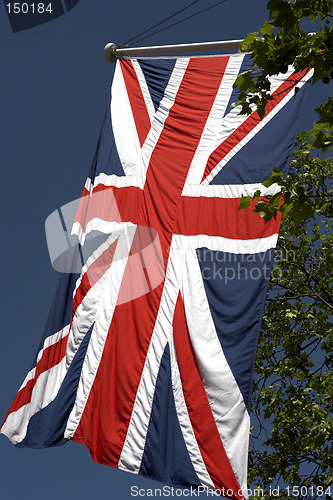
[18, 325, 70, 392]
[1, 358, 67, 445]
[138, 58, 189, 181]
[168, 325, 216, 490]
[132, 59, 155, 123]
[72, 231, 127, 296]
[204, 69, 313, 185]
[64, 229, 135, 438]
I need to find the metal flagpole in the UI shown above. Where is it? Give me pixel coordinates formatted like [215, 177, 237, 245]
[104, 39, 243, 63]
[104, 34, 316, 63]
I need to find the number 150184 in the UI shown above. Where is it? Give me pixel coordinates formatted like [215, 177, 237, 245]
[6, 3, 53, 14]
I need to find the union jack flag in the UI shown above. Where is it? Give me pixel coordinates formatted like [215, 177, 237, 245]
[1, 54, 312, 499]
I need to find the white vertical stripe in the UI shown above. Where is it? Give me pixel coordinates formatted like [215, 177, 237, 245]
[181, 249, 250, 495]
[118, 335, 168, 473]
[111, 61, 142, 176]
[119, 242, 222, 491]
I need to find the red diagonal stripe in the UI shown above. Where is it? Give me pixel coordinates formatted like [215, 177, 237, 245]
[120, 59, 151, 147]
[3, 334, 68, 420]
[201, 70, 309, 183]
[72, 237, 119, 314]
[72, 280, 165, 466]
[172, 292, 242, 499]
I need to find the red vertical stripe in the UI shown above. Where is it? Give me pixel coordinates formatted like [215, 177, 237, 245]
[173, 292, 242, 499]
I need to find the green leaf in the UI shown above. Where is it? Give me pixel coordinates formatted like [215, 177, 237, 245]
[241, 32, 259, 51]
[233, 70, 254, 91]
[262, 169, 283, 188]
[261, 20, 275, 36]
[238, 196, 252, 210]
[314, 98, 333, 126]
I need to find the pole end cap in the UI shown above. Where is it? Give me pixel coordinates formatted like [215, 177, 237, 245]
[104, 43, 117, 63]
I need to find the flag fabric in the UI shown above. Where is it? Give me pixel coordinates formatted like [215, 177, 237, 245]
[1, 54, 312, 499]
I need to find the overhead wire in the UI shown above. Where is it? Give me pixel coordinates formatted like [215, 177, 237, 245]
[118, 0, 202, 48]
[128, 0, 228, 46]
[119, 0, 228, 48]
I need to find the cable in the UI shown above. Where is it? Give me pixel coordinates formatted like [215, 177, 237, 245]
[118, 0, 202, 48]
[128, 0, 228, 46]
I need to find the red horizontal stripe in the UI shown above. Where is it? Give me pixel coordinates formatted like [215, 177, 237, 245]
[81, 187, 281, 242]
[74, 187, 122, 230]
[173, 292, 242, 499]
[178, 196, 281, 239]
[75, 185, 140, 233]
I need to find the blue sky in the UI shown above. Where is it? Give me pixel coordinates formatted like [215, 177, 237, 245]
[0, 1, 330, 499]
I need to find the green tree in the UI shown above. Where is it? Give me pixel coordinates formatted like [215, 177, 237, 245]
[248, 143, 333, 499]
[232, 2, 333, 497]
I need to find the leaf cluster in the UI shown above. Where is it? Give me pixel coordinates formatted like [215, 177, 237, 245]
[233, 0, 333, 150]
[238, 134, 333, 225]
